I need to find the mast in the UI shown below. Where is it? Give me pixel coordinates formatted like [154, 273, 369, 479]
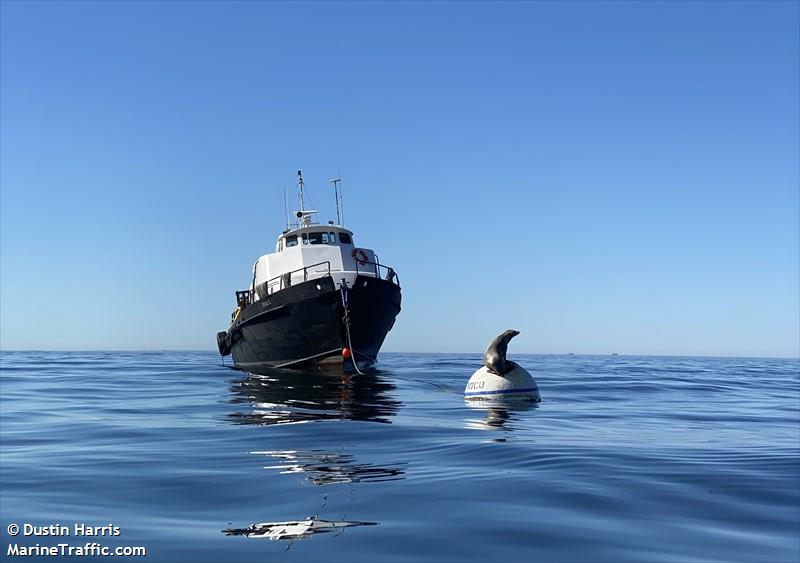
[297, 170, 305, 212]
[294, 170, 318, 228]
[329, 177, 342, 226]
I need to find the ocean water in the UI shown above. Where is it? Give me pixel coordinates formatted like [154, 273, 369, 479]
[1, 351, 798, 562]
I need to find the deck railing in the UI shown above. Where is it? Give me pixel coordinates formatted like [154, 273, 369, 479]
[355, 259, 401, 287]
[262, 260, 333, 299]
[241, 259, 400, 305]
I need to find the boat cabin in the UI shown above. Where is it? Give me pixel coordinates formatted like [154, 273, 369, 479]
[251, 223, 382, 300]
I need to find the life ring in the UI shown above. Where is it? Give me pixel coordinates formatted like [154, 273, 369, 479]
[351, 248, 369, 265]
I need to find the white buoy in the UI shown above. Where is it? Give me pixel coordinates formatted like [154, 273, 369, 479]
[465, 364, 540, 401]
[465, 329, 541, 402]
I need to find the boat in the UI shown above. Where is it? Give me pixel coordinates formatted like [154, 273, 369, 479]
[216, 171, 402, 372]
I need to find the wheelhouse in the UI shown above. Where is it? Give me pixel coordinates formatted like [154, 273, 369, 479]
[247, 220, 396, 301]
[277, 226, 354, 251]
[228, 172, 400, 313]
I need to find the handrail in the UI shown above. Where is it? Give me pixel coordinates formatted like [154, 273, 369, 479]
[247, 258, 401, 304]
[259, 260, 333, 300]
[355, 259, 401, 287]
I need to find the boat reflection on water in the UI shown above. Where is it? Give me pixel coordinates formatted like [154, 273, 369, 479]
[252, 449, 405, 485]
[224, 367, 403, 544]
[228, 367, 402, 426]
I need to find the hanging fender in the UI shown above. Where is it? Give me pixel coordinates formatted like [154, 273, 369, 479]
[216, 331, 231, 356]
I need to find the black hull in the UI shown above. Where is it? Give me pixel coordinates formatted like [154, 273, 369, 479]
[222, 275, 401, 370]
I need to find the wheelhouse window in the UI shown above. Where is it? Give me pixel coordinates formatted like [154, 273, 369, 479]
[285, 235, 298, 247]
[301, 231, 339, 245]
[296, 231, 349, 245]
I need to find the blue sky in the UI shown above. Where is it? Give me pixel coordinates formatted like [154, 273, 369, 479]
[1, 1, 798, 357]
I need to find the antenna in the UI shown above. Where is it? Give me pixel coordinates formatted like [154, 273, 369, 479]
[329, 177, 341, 225]
[283, 185, 289, 230]
[297, 170, 305, 212]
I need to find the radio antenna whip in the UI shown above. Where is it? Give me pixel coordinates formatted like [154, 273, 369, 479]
[283, 184, 289, 230]
[329, 176, 342, 225]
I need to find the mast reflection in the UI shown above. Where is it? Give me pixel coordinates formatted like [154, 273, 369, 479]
[223, 517, 377, 541]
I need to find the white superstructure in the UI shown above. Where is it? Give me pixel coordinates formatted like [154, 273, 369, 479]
[251, 219, 379, 300]
[248, 173, 386, 302]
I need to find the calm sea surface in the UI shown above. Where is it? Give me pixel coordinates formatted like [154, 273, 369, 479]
[1, 352, 798, 562]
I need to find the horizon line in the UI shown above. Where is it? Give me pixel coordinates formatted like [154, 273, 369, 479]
[0, 349, 798, 361]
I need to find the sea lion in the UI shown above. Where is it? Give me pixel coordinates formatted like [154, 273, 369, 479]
[483, 329, 520, 375]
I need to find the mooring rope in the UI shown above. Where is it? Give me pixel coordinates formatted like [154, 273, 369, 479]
[339, 283, 365, 375]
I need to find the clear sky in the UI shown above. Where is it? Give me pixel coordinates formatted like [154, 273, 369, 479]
[1, 1, 798, 357]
